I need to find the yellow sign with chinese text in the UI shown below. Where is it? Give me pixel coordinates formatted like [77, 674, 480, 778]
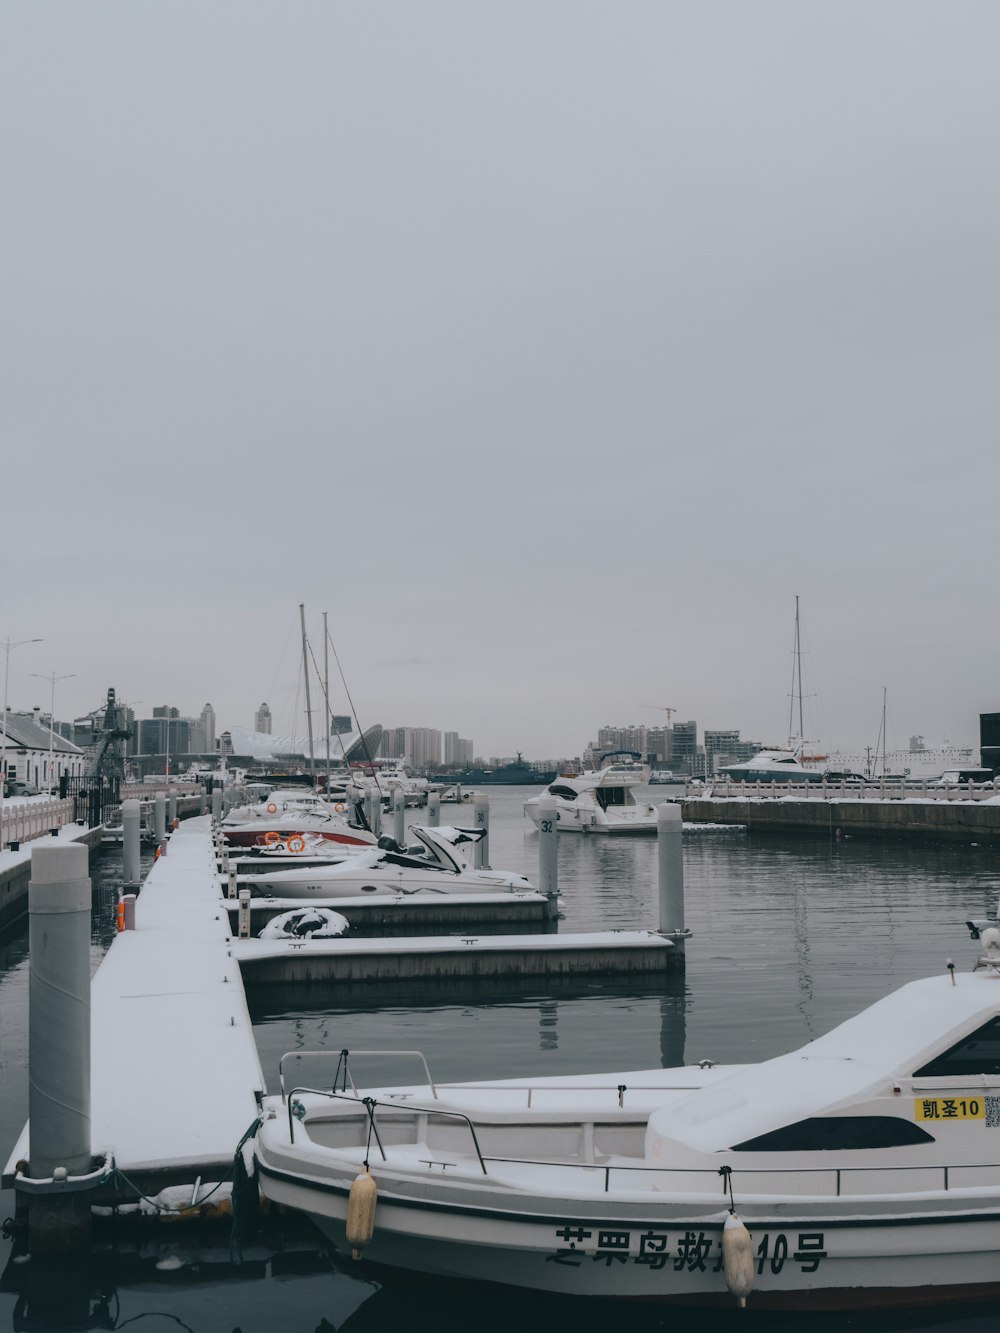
[915, 1096, 984, 1121]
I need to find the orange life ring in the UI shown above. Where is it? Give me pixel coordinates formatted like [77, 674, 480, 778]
[267, 802, 278, 814]
[334, 802, 345, 813]
[288, 835, 306, 854]
[263, 831, 280, 846]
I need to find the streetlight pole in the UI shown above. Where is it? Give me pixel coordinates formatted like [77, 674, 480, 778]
[32, 671, 75, 794]
[1, 636, 44, 852]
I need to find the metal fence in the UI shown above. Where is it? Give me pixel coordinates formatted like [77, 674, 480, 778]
[690, 777, 1000, 802]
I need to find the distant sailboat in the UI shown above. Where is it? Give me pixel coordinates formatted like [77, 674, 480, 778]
[719, 596, 826, 783]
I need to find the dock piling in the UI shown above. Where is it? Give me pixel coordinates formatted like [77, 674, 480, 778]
[393, 788, 406, 845]
[657, 803, 688, 946]
[211, 788, 222, 823]
[473, 793, 490, 868]
[27, 842, 92, 1253]
[122, 798, 141, 889]
[538, 794, 558, 908]
[427, 791, 440, 827]
[167, 787, 178, 829]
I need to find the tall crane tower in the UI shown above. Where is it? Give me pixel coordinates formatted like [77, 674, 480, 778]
[87, 688, 132, 788]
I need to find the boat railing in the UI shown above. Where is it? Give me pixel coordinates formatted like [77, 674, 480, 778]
[286, 1086, 488, 1174]
[278, 1063, 710, 1110]
[279, 1049, 438, 1102]
[279, 1089, 980, 1197]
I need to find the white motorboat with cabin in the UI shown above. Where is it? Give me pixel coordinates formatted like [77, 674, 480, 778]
[220, 787, 377, 850]
[717, 748, 826, 784]
[250, 825, 535, 898]
[523, 753, 658, 834]
[255, 925, 1000, 1309]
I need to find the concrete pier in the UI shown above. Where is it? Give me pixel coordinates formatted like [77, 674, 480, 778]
[681, 795, 1000, 844]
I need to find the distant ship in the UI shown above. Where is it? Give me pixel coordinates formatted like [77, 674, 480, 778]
[443, 752, 557, 785]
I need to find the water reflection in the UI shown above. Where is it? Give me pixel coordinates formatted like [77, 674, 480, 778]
[4, 807, 1000, 1327]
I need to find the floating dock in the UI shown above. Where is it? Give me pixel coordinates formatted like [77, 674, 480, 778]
[4, 816, 678, 1201]
[224, 892, 552, 933]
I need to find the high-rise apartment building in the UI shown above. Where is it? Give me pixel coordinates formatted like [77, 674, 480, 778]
[444, 731, 474, 765]
[199, 703, 216, 752]
[379, 726, 442, 769]
[255, 702, 272, 734]
[670, 720, 698, 771]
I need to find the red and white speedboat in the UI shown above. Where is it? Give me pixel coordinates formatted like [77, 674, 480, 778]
[221, 788, 376, 850]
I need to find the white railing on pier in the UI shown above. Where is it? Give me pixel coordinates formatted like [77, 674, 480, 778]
[120, 782, 203, 800]
[687, 778, 1000, 803]
[1, 798, 76, 848]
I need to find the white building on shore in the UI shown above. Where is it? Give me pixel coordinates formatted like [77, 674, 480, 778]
[1, 710, 87, 791]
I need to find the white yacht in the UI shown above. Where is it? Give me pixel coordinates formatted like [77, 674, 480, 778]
[220, 788, 376, 850]
[255, 926, 1000, 1309]
[250, 825, 535, 898]
[717, 748, 826, 783]
[524, 753, 657, 834]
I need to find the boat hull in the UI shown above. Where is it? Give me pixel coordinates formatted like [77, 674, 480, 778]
[524, 804, 658, 835]
[258, 1161, 1000, 1308]
[223, 825, 374, 849]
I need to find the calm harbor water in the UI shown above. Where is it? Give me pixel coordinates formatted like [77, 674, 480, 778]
[1, 789, 999, 1331]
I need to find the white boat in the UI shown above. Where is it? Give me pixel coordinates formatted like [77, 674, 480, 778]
[249, 824, 535, 898]
[255, 927, 1000, 1309]
[354, 760, 430, 808]
[717, 748, 827, 783]
[524, 753, 657, 834]
[220, 787, 377, 850]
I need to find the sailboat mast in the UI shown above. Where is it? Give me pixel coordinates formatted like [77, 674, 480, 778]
[788, 594, 804, 749]
[881, 686, 887, 778]
[796, 597, 804, 746]
[323, 610, 331, 791]
[299, 602, 316, 778]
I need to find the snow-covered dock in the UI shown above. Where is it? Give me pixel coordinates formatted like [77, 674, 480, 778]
[235, 927, 675, 983]
[5, 815, 679, 1206]
[223, 889, 551, 932]
[3, 817, 264, 1195]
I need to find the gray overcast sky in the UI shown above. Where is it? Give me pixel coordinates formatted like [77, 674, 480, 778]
[3, 2, 998, 758]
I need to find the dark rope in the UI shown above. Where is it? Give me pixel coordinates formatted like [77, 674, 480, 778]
[718, 1163, 736, 1212]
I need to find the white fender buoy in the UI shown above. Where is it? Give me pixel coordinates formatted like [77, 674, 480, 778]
[346, 1167, 377, 1259]
[722, 1212, 754, 1308]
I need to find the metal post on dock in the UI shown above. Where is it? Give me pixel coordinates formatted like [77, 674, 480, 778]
[238, 888, 251, 939]
[153, 792, 166, 844]
[167, 787, 178, 829]
[538, 794, 558, 908]
[228, 861, 238, 899]
[370, 789, 382, 838]
[474, 792, 490, 868]
[657, 803, 689, 947]
[211, 788, 222, 823]
[393, 788, 406, 845]
[122, 893, 136, 930]
[26, 842, 92, 1253]
[427, 791, 440, 826]
[122, 798, 141, 889]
